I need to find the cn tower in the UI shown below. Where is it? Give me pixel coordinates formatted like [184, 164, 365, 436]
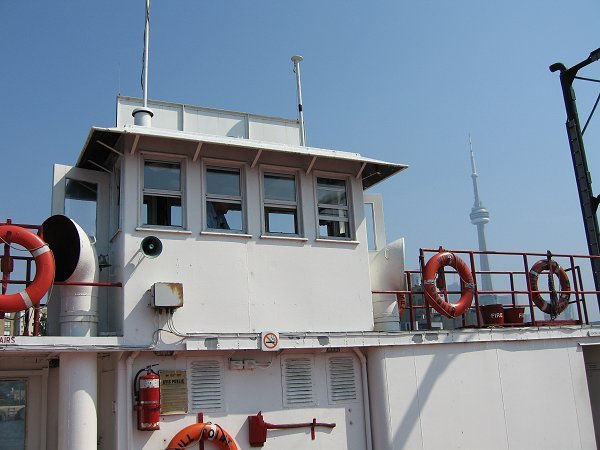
[469, 137, 494, 295]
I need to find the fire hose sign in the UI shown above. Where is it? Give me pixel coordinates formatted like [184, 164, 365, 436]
[159, 370, 188, 415]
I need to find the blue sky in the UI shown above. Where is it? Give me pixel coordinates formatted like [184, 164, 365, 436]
[1, 1, 599, 282]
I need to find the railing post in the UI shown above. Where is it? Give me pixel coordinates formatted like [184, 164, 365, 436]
[420, 250, 432, 330]
[576, 264, 590, 324]
[523, 254, 536, 325]
[509, 272, 516, 307]
[568, 256, 584, 324]
[468, 251, 481, 327]
[406, 272, 415, 331]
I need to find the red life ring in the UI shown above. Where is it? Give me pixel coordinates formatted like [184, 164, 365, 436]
[527, 259, 570, 316]
[0, 225, 55, 313]
[166, 422, 240, 450]
[423, 252, 475, 318]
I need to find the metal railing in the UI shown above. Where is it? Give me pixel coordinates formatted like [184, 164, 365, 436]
[373, 247, 600, 331]
[0, 220, 122, 336]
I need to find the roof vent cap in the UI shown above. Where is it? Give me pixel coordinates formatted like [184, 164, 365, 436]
[132, 107, 154, 127]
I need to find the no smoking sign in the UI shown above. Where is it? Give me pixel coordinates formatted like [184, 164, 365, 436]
[260, 331, 280, 351]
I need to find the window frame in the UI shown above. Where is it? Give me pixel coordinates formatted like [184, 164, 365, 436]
[314, 173, 354, 240]
[140, 153, 187, 229]
[202, 160, 247, 234]
[260, 168, 302, 237]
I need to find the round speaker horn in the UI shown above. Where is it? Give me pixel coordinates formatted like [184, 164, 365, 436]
[140, 236, 163, 258]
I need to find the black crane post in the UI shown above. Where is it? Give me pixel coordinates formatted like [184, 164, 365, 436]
[550, 48, 600, 305]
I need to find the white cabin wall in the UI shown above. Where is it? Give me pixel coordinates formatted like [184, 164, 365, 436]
[118, 147, 373, 345]
[108, 228, 125, 336]
[117, 97, 302, 146]
[367, 339, 596, 450]
[124, 350, 365, 450]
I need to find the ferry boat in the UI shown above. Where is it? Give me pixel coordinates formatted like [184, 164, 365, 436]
[0, 90, 599, 450]
[1, 7, 600, 447]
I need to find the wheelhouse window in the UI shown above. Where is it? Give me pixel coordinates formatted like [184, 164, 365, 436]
[142, 160, 182, 227]
[316, 177, 351, 239]
[263, 173, 299, 235]
[205, 167, 244, 232]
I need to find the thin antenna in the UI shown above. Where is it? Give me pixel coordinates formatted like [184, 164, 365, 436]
[132, 0, 154, 126]
[142, 0, 150, 108]
[291, 55, 306, 146]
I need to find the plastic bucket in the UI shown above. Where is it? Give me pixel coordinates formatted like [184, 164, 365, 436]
[504, 307, 525, 324]
[481, 304, 504, 325]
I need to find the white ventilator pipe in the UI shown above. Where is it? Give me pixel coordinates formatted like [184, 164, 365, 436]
[42, 215, 99, 337]
[292, 55, 306, 146]
[43, 215, 101, 449]
[58, 352, 98, 450]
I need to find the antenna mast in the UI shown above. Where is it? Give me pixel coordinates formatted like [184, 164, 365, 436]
[132, 0, 154, 126]
[143, 0, 150, 108]
[291, 55, 306, 146]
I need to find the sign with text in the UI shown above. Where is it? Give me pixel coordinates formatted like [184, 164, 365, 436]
[159, 370, 188, 415]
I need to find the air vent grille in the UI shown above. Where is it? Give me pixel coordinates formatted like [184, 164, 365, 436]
[189, 360, 223, 411]
[282, 357, 314, 407]
[328, 356, 357, 403]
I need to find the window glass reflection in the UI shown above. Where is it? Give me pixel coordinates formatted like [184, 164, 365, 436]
[264, 174, 296, 202]
[265, 208, 297, 234]
[206, 202, 243, 231]
[207, 168, 240, 196]
[65, 179, 98, 237]
[144, 161, 181, 191]
[0, 379, 27, 450]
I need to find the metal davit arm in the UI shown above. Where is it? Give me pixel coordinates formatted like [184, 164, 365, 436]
[550, 48, 600, 305]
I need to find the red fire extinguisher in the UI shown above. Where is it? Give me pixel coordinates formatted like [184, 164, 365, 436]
[134, 365, 160, 431]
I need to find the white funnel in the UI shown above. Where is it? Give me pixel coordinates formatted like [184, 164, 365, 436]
[42, 215, 99, 337]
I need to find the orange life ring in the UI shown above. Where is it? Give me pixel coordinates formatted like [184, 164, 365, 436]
[527, 259, 570, 316]
[0, 225, 55, 313]
[166, 422, 240, 450]
[423, 252, 475, 318]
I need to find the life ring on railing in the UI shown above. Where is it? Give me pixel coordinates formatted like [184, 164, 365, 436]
[527, 259, 570, 316]
[0, 225, 55, 313]
[166, 422, 240, 450]
[423, 252, 475, 318]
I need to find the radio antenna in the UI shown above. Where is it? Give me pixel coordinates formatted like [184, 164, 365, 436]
[291, 55, 306, 146]
[133, 0, 154, 126]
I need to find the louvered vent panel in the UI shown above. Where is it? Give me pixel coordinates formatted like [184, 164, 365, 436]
[189, 360, 223, 411]
[328, 356, 357, 403]
[282, 357, 314, 407]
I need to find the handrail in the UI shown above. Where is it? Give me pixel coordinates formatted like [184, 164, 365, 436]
[372, 247, 599, 331]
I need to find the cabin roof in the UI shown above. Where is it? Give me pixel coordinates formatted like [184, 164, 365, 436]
[77, 125, 408, 189]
